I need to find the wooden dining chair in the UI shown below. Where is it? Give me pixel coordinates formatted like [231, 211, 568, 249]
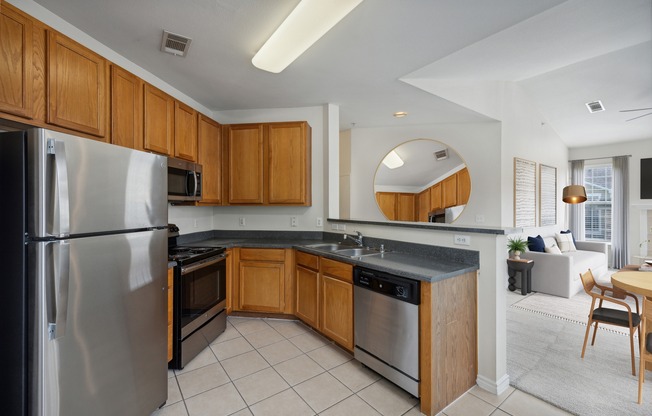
[579, 269, 641, 375]
[639, 297, 652, 403]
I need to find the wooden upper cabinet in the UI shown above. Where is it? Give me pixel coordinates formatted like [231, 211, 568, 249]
[110, 65, 142, 149]
[430, 183, 442, 211]
[0, 5, 33, 118]
[143, 83, 174, 156]
[174, 101, 197, 161]
[226, 124, 265, 204]
[457, 167, 471, 205]
[376, 192, 397, 220]
[197, 115, 222, 205]
[442, 174, 458, 208]
[47, 31, 108, 138]
[417, 188, 431, 222]
[267, 122, 311, 205]
[397, 193, 415, 222]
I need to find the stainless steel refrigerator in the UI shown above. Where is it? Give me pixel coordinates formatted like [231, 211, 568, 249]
[1, 128, 169, 416]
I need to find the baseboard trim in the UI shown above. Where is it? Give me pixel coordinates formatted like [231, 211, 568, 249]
[476, 373, 510, 395]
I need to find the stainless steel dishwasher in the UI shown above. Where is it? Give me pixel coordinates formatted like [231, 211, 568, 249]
[353, 266, 420, 397]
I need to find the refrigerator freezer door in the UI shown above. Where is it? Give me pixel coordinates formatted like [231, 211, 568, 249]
[31, 229, 168, 416]
[26, 128, 167, 238]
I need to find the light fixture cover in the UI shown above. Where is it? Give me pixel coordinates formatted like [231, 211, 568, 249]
[382, 150, 404, 169]
[252, 0, 364, 73]
[562, 185, 587, 204]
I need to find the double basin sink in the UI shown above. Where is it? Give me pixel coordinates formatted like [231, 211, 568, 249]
[306, 243, 382, 258]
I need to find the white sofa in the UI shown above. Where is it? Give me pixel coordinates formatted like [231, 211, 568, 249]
[519, 240, 608, 298]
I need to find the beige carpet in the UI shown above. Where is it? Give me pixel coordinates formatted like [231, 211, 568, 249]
[510, 290, 641, 337]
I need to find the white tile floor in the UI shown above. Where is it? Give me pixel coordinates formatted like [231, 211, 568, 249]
[152, 316, 572, 416]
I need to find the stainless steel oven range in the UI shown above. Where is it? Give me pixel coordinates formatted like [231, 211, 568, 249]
[168, 225, 226, 369]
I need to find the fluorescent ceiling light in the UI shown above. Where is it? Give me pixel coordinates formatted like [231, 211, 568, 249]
[382, 150, 404, 169]
[252, 0, 364, 73]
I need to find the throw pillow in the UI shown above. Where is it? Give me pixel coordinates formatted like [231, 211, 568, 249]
[545, 244, 562, 254]
[527, 235, 545, 252]
[543, 237, 557, 248]
[555, 232, 577, 252]
[560, 229, 577, 245]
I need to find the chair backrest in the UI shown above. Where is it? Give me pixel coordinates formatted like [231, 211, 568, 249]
[579, 269, 596, 295]
[644, 298, 652, 322]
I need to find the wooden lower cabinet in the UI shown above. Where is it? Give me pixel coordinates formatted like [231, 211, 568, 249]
[319, 258, 354, 351]
[167, 268, 173, 363]
[295, 252, 320, 328]
[234, 248, 293, 315]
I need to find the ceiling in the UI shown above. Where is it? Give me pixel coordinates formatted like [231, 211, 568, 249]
[30, 0, 652, 148]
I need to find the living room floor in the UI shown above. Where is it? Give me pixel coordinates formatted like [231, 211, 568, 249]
[152, 316, 571, 416]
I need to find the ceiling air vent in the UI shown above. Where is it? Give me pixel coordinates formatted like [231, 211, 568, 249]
[161, 30, 192, 57]
[434, 149, 449, 161]
[585, 100, 605, 113]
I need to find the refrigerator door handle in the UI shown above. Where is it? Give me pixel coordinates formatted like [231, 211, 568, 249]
[47, 138, 71, 237]
[48, 241, 70, 340]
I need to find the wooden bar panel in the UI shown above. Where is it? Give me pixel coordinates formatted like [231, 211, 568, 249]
[240, 248, 286, 262]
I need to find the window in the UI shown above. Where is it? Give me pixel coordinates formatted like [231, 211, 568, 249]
[584, 162, 612, 241]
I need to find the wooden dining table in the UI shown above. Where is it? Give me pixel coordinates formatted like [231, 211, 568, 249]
[612, 270, 652, 371]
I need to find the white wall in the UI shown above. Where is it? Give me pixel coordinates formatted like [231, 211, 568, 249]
[346, 122, 503, 227]
[569, 138, 652, 261]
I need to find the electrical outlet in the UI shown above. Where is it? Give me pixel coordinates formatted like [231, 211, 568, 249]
[316, 217, 323, 227]
[331, 223, 339, 230]
[454, 235, 470, 245]
[475, 214, 485, 223]
[239, 217, 245, 227]
[193, 219, 198, 228]
[340, 224, 346, 231]
[291, 216, 298, 227]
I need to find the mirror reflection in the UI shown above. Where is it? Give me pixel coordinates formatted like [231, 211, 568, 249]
[373, 139, 470, 223]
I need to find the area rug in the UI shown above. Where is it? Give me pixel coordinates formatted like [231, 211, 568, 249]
[507, 307, 651, 416]
[510, 291, 641, 337]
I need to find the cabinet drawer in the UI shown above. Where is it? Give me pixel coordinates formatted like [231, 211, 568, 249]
[296, 251, 319, 270]
[240, 248, 285, 262]
[320, 258, 353, 283]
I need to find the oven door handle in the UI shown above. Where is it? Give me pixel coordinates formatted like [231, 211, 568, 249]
[181, 254, 226, 275]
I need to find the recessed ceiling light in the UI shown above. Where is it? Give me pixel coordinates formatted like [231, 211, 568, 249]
[382, 150, 404, 169]
[393, 111, 408, 118]
[585, 100, 605, 113]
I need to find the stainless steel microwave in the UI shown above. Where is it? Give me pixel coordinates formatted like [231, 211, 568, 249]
[168, 157, 202, 201]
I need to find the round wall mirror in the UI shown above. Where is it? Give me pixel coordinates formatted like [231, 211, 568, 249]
[373, 139, 470, 223]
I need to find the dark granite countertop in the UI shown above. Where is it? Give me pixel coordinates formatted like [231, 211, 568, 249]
[181, 234, 478, 283]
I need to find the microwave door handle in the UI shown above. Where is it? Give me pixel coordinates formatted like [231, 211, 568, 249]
[47, 241, 70, 340]
[191, 171, 198, 197]
[47, 139, 70, 237]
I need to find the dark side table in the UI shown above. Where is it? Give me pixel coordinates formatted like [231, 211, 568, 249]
[507, 259, 534, 295]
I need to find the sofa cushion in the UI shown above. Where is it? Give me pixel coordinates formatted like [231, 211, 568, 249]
[556, 232, 577, 252]
[545, 245, 562, 254]
[528, 235, 545, 252]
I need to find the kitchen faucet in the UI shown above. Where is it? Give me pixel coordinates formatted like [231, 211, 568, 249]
[343, 231, 364, 247]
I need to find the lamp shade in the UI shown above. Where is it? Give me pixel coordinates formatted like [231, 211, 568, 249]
[562, 185, 587, 204]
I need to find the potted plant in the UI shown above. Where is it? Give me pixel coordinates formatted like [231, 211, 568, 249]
[507, 237, 528, 259]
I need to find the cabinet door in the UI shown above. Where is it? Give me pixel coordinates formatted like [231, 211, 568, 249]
[417, 188, 430, 222]
[442, 174, 458, 208]
[239, 261, 285, 313]
[321, 275, 353, 350]
[457, 167, 471, 205]
[47, 31, 108, 138]
[430, 183, 442, 211]
[0, 5, 33, 118]
[174, 101, 197, 161]
[143, 83, 174, 156]
[397, 193, 415, 221]
[110, 65, 142, 149]
[267, 122, 311, 205]
[167, 268, 173, 363]
[226, 124, 264, 204]
[296, 265, 319, 328]
[376, 192, 397, 220]
[197, 115, 222, 205]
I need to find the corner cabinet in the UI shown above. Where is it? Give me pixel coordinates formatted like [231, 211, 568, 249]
[0, 4, 33, 118]
[47, 31, 108, 139]
[197, 115, 223, 205]
[224, 121, 312, 206]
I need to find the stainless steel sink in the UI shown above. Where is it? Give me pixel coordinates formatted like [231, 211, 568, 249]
[334, 248, 379, 257]
[306, 243, 349, 252]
